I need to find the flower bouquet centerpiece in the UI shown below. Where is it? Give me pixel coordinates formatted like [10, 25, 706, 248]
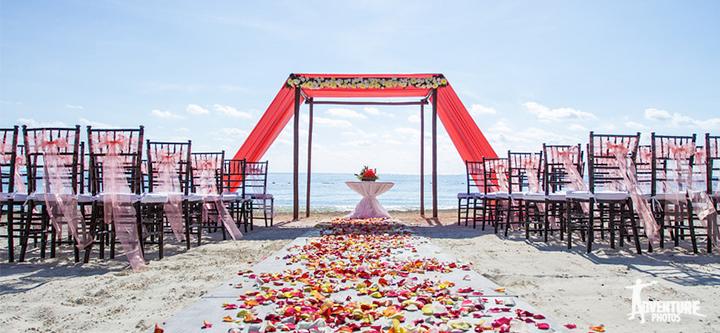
[355, 165, 378, 181]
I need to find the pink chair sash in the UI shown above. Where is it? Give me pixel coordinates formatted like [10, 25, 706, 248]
[34, 133, 92, 249]
[96, 134, 146, 271]
[606, 141, 659, 243]
[493, 163, 509, 192]
[0, 138, 26, 194]
[194, 159, 243, 240]
[153, 150, 186, 242]
[687, 147, 719, 251]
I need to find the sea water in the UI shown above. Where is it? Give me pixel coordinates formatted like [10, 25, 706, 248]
[265, 173, 467, 212]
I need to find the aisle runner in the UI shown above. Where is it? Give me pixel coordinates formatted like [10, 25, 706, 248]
[160, 219, 566, 333]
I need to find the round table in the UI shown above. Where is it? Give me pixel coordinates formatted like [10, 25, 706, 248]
[345, 181, 394, 219]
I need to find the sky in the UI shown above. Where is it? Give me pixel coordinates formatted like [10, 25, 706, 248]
[1, 0, 719, 175]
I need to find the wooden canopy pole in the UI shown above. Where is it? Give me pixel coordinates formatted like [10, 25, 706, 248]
[420, 103, 425, 216]
[293, 87, 301, 221]
[431, 89, 438, 218]
[305, 99, 314, 217]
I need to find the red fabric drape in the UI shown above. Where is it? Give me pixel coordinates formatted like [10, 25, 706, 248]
[436, 84, 497, 188]
[230, 85, 301, 163]
[230, 74, 496, 190]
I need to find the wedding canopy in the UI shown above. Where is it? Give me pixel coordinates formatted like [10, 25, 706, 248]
[231, 73, 496, 219]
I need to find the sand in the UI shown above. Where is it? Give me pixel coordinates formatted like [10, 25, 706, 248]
[1, 210, 718, 333]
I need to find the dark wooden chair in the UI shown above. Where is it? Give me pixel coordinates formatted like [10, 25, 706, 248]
[18, 125, 85, 262]
[481, 157, 509, 232]
[141, 140, 194, 258]
[526, 144, 585, 243]
[566, 132, 643, 254]
[222, 159, 251, 232]
[458, 160, 484, 228]
[0, 126, 26, 262]
[705, 134, 719, 252]
[245, 161, 273, 227]
[85, 126, 144, 262]
[188, 151, 226, 240]
[502, 151, 542, 237]
[650, 133, 704, 252]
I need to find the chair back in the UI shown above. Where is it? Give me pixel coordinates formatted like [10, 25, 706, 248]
[22, 125, 82, 194]
[244, 161, 269, 195]
[482, 157, 509, 193]
[191, 151, 225, 195]
[706, 134, 720, 194]
[464, 160, 484, 194]
[223, 159, 246, 196]
[650, 133, 696, 196]
[0, 126, 20, 193]
[543, 144, 584, 195]
[145, 140, 191, 194]
[507, 151, 542, 193]
[87, 127, 144, 195]
[588, 132, 641, 193]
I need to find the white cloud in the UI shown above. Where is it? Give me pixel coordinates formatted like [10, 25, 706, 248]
[17, 118, 67, 127]
[79, 117, 115, 128]
[644, 108, 672, 121]
[523, 101, 595, 121]
[643, 107, 720, 130]
[314, 117, 352, 128]
[186, 104, 209, 115]
[568, 124, 588, 132]
[220, 127, 248, 137]
[326, 108, 366, 119]
[362, 107, 394, 117]
[407, 114, 421, 123]
[394, 127, 420, 136]
[624, 121, 647, 130]
[65, 104, 84, 110]
[470, 104, 497, 116]
[151, 109, 183, 119]
[214, 104, 252, 118]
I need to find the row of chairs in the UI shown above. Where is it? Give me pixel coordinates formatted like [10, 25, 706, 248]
[458, 132, 719, 254]
[0, 125, 274, 264]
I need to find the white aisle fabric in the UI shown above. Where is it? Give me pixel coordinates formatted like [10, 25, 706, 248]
[345, 181, 394, 219]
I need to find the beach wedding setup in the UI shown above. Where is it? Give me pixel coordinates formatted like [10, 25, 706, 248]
[1, 73, 718, 333]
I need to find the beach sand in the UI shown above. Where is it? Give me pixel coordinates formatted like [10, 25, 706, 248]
[1, 210, 718, 333]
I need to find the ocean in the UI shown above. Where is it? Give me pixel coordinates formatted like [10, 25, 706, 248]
[264, 173, 467, 212]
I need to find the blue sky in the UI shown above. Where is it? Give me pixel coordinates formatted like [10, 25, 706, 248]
[1, 1, 719, 174]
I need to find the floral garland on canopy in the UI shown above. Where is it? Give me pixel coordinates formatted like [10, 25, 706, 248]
[286, 75, 448, 90]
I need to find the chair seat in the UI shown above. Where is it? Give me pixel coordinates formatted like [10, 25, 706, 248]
[0, 192, 28, 202]
[249, 193, 274, 200]
[654, 192, 687, 201]
[485, 191, 509, 199]
[77, 194, 98, 203]
[523, 192, 546, 201]
[457, 192, 483, 199]
[510, 192, 527, 200]
[187, 193, 222, 202]
[567, 190, 629, 201]
[98, 193, 141, 202]
[547, 191, 567, 201]
[221, 192, 243, 202]
[140, 192, 183, 203]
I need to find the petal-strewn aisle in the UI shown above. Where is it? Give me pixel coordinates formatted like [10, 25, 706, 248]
[160, 218, 562, 333]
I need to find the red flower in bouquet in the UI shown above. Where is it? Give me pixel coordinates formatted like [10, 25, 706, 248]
[355, 165, 379, 181]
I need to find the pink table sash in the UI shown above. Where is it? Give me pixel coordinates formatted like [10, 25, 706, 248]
[345, 181, 394, 219]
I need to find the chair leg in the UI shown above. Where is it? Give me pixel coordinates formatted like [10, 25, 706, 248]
[19, 201, 36, 262]
[586, 200, 595, 253]
[7, 201, 15, 263]
[543, 201, 550, 243]
[481, 199, 488, 231]
[566, 200, 573, 250]
[687, 199, 698, 254]
[627, 199, 642, 254]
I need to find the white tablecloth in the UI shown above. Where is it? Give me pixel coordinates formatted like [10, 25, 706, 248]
[345, 181, 394, 219]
